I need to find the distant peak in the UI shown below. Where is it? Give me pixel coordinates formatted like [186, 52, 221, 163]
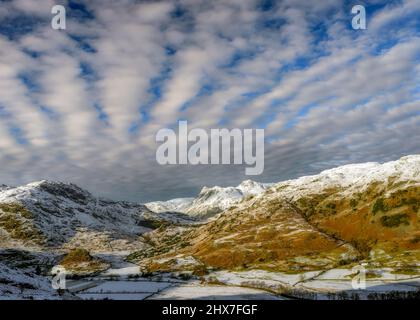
[399, 154, 420, 161]
[27, 180, 81, 189]
[26, 180, 65, 187]
[237, 179, 258, 187]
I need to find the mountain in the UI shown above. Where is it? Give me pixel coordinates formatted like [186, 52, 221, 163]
[185, 180, 271, 217]
[146, 180, 271, 218]
[129, 155, 420, 275]
[0, 180, 161, 251]
[146, 197, 194, 214]
[0, 156, 419, 299]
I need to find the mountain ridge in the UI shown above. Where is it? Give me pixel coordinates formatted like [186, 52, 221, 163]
[0, 155, 418, 265]
[0, 155, 419, 299]
[128, 155, 420, 275]
[0, 180, 157, 251]
[146, 180, 272, 217]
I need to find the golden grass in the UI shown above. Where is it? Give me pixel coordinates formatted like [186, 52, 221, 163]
[133, 182, 419, 274]
[60, 248, 109, 274]
[0, 203, 44, 244]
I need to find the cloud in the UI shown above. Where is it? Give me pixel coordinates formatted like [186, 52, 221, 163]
[0, 0, 418, 201]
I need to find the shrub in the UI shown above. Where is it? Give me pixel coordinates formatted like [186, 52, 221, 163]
[61, 248, 93, 265]
[380, 213, 409, 228]
[410, 236, 420, 244]
[350, 199, 358, 208]
[139, 219, 165, 229]
[391, 266, 418, 275]
[192, 264, 208, 276]
[350, 239, 374, 258]
[372, 198, 387, 215]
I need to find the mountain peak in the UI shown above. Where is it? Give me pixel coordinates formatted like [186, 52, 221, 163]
[0, 180, 154, 249]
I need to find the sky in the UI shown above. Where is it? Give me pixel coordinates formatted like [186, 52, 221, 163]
[0, 0, 419, 202]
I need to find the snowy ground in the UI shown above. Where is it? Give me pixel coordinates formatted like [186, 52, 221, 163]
[1, 252, 418, 300]
[149, 284, 283, 300]
[207, 269, 420, 299]
[0, 261, 59, 300]
[70, 279, 283, 300]
[66, 255, 283, 300]
[65, 256, 419, 300]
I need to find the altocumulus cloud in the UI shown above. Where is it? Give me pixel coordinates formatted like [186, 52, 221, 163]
[0, 0, 419, 201]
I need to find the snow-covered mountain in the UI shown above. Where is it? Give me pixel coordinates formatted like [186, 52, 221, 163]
[149, 154, 419, 219]
[0, 180, 158, 249]
[146, 180, 271, 218]
[1, 156, 418, 251]
[1, 155, 419, 299]
[185, 180, 271, 217]
[131, 155, 420, 275]
[146, 197, 194, 214]
[271, 155, 419, 200]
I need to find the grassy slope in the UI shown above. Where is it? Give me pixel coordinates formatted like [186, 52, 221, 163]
[130, 180, 419, 274]
[0, 203, 44, 246]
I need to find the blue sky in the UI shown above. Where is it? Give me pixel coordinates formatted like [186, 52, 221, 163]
[0, 0, 419, 201]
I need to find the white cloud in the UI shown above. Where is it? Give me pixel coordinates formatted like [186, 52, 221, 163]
[0, 0, 418, 201]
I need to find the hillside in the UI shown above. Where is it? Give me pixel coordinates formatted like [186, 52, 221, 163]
[0, 156, 418, 299]
[129, 155, 420, 275]
[146, 198, 194, 214]
[0, 180, 163, 251]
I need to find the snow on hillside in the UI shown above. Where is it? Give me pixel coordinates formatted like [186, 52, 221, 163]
[0, 155, 418, 300]
[237, 180, 272, 195]
[0, 261, 59, 300]
[146, 198, 194, 213]
[147, 154, 419, 218]
[145, 180, 270, 218]
[272, 155, 420, 201]
[0, 180, 155, 247]
[185, 180, 270, 217]
[1, 156, 418, 247]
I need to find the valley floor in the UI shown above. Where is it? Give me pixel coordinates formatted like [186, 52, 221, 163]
[65, 254, 419, 300]
[1, 251, 419, 300]
[69, 279, 283, 300]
